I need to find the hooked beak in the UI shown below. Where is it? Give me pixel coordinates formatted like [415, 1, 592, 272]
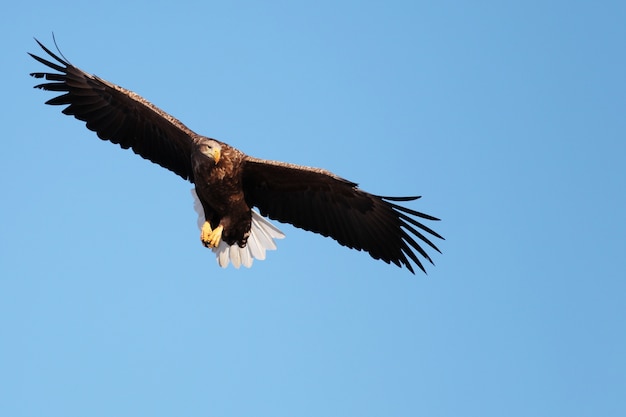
[210, 148, 221, 164]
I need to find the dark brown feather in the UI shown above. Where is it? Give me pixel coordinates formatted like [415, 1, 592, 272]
[29, 39, 196, 181]
[242, 158, 443, 274]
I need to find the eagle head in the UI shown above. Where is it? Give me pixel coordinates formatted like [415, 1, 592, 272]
[197, 139, 222, 165]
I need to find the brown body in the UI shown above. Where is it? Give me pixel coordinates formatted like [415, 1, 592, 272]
[191, 138, 251, 247]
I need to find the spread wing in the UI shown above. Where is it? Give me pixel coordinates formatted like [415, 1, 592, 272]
[29, 39, 196, 181]
[242, 157, 443, 274]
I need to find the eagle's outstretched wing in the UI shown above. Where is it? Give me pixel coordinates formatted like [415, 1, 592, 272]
[29, 39, 196, 181]
[242, 158, 443, 274]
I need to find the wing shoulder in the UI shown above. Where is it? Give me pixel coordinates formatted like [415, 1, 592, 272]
[243, 156, 357, 188]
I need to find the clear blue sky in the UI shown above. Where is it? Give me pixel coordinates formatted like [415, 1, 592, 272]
[1, 1, 625, 416]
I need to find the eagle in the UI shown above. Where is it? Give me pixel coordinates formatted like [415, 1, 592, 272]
[29, 39, 443, 274]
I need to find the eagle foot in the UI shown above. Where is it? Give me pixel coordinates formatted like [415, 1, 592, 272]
[201, 221, 223, 248]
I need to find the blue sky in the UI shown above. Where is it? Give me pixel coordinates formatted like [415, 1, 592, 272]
[2, 1, 625, 416]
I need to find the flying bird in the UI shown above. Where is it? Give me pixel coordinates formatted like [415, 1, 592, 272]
[29, 39, 443, 274]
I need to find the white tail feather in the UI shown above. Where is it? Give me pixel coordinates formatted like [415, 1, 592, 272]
[191, 189, 285, 268]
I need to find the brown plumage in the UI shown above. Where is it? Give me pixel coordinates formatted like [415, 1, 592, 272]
[29, 39, 443, 274]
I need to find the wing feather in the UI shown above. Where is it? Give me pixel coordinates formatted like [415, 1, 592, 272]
[242, 157, 443, 274]
[30, 39, 196, 181]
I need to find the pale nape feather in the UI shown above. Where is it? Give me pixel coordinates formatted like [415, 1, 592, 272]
[191, 189, 285, 268]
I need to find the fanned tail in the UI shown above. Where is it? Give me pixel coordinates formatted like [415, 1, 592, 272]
[191, 189, 284, 268]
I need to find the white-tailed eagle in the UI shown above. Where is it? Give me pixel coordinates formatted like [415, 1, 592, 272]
[30, 39, 443, 273]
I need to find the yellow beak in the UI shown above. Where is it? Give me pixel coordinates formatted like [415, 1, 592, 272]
[211, 148, 221, 164]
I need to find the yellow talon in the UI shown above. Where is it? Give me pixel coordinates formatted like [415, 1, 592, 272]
[201, 221, 212, 241]
[200, 221, 223, 248]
